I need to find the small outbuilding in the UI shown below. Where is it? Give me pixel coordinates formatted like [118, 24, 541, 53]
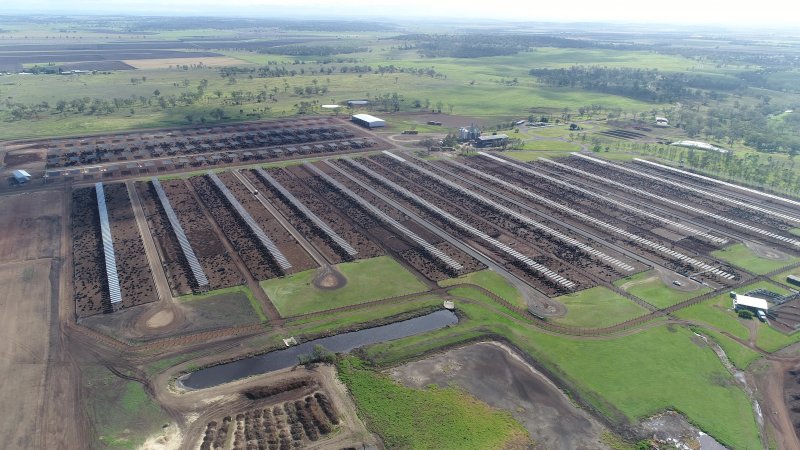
[12, 169, 31, 184]
[352, 114, 386, 129]
[347, 100, 369, 107]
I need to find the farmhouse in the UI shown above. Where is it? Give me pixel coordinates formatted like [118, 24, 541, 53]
[351, 114, 386, 129]
[12, 169, 31, 184]
[655, 117, 669, 126]
[475, 134, 508, 148]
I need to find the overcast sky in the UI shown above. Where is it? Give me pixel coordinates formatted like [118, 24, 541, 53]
[5, 0, 799, 27]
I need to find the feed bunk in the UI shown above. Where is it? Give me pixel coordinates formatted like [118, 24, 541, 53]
[206, 171, 292, 271]
[573, 153, 800, 229]
[460, 157, 736, 280]
[389, 154, 635, 273]
[541, 158, 800, 249]
[151, 177, 210, 290]
[476, 152, 726, 245]
[254, 168, 358, 258]
[303, 163, 463, 272]
[336, 159, 575, 289]
[633, 158, 800, 208]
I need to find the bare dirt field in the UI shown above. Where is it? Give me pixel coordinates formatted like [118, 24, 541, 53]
[123, 56, 249, 69]
[152, 365, 378, 450]
[0, 259, 55, 449]
[0, 189, 63, 449]
[390, 341, 608, 450]
[0, 191, 61, 261]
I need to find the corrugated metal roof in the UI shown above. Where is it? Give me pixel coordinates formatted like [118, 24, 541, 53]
[95, 183, 123, 305]
[351, 113, 384, 123]
[151, 178, 210, 288]
[734, 294, 769, 311]
[206, 172, 292, 271]
[255, 168, 357, 257]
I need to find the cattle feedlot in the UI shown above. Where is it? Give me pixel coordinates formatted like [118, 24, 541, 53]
[4, 15, 800, 450]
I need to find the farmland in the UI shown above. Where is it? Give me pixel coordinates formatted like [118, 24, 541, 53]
[5, 14, 800, 450]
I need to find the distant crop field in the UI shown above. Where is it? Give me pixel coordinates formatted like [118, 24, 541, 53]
[124, 56, 249, 69]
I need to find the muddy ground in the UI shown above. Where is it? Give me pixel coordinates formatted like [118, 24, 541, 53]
[389, 341, 608, 450]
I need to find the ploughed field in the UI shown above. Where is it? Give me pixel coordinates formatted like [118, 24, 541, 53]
[72, 183, 158, 317]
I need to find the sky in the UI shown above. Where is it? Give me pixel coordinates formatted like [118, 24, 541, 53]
[4, 0, 800, 27]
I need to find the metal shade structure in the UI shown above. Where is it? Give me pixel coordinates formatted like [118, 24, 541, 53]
[95, 183, 123, 306]
[305, 162, 462, 272]
[206, 171, 292, 271]
[255, 168, 357, 257]
[151, 177, 210, 289]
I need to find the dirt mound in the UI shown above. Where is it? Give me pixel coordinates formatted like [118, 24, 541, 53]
[312, 266, 347, 290]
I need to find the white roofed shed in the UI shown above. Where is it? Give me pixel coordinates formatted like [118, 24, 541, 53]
[351, 114, 386, 128]
[732, 293, 769, 312]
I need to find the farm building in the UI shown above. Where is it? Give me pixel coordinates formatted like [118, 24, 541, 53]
[352, 114, 386, 129]
[459, 124, 481, 141]
[475, 134, 509, 148]
[655, 117, 669, 126]
[12, 169, 31, 184]
[347, 100, 369, 107]
[788, 275, 800, 287]
[731, 293, 769, 313]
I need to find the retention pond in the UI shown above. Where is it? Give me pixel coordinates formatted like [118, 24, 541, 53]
[181, 309, 458, 389]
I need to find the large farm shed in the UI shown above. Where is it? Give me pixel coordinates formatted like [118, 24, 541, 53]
[476, 134, 508, 148]
[732, 293, 769, 313]
[352, 114, 386, 129]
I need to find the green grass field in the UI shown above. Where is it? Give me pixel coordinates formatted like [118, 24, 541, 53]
[551, 286, 649, 328]
[770, 267, 800, 288]
[711, 243, 800, 275]
[178, 285, 267, 323]
[84, 364, 168, 449]
[614, 270, 711, 309]
[519, 140, 582, 151]
[363, 299, 760, 449]
[675, 281, 790, 343]
[261, 256, 428, 317]
[438, 269, 525, 308]
[699, 328, 762, 369]
[337, 356, 529, 450]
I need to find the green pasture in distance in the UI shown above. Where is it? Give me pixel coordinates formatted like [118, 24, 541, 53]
[261, 256, 427, 317]
[551, 286, 648, 328]
[614, 270, 711, 309]
[711, 243, 800, 275]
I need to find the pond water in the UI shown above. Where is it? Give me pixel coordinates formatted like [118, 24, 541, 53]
[180, 309, 458, 389]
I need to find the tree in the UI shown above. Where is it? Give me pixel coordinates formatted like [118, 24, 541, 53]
[297, 345, 335, 368]
[153, 89, 160, 97]
[737, 309, 753, 319]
